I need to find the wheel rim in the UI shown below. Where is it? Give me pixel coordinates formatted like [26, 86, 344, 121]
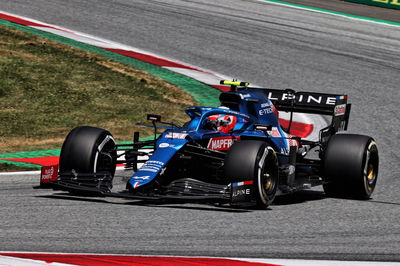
[364, 141, 378, 193]
[262, 170, 276, 196]
[264, 173, 272, 190]
[367, 164, 375, 183]
[365, 161, 377, 190]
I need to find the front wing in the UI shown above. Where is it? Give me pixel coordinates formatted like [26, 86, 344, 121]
[39, 165, 259, 206]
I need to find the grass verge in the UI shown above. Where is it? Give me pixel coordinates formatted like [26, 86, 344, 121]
[0, 24, 196, 154]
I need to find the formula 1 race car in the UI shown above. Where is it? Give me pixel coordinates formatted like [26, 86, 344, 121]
[40, 80, 379, 209]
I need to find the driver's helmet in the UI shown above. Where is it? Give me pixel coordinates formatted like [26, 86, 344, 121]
[207, 114, 237, 133]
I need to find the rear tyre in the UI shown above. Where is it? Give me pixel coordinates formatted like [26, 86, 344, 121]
[225, 140, 279, 209]
[59, 126, 117, 177]
[323, 134, 379, 199]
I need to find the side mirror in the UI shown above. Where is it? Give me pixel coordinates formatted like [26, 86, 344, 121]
[147, 114, 161, 122]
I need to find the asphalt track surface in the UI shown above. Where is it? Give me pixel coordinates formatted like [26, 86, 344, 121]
[1, 0, 400, 262]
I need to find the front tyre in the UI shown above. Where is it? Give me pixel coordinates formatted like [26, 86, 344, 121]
[59, 126, 117, 177]
[323, 134, 379, 199]
[225, 140, 279, 209]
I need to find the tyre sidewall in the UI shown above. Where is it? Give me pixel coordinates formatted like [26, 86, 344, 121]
[59, 126, 116, 175]
[225, 140, 279, 208]
[323, 134, 378, 199]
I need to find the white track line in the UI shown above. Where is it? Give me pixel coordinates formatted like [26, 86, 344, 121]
[0, 255, 72, 266]
[0, 170, 40, 176]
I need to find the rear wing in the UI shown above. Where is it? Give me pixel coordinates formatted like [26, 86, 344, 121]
[258, 88, 344, 114]
[257, 88, 351, 136]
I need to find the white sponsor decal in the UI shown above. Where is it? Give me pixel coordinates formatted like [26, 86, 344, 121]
[259, 107, 273, 116]
[135, 175, 150, 180]
[232, 189, 251, 197]
[159, 143, 170, 148]
[139, 160, 164, 173]
[267, 92, 337, 105]
[207, 137, 234, 150]
[165, 133, 188, 139]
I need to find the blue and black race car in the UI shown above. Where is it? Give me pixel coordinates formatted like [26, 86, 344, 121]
[40, 81, 379, 209]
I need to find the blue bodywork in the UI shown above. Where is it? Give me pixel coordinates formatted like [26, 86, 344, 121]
[128, 89, 291, 190]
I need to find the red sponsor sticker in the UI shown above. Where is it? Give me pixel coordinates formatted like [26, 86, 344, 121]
[207, 137, 238, 151]
[40, 165, 59, 184]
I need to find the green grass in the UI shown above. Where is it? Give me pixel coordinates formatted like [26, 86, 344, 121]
[0, 24, 196, 153]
